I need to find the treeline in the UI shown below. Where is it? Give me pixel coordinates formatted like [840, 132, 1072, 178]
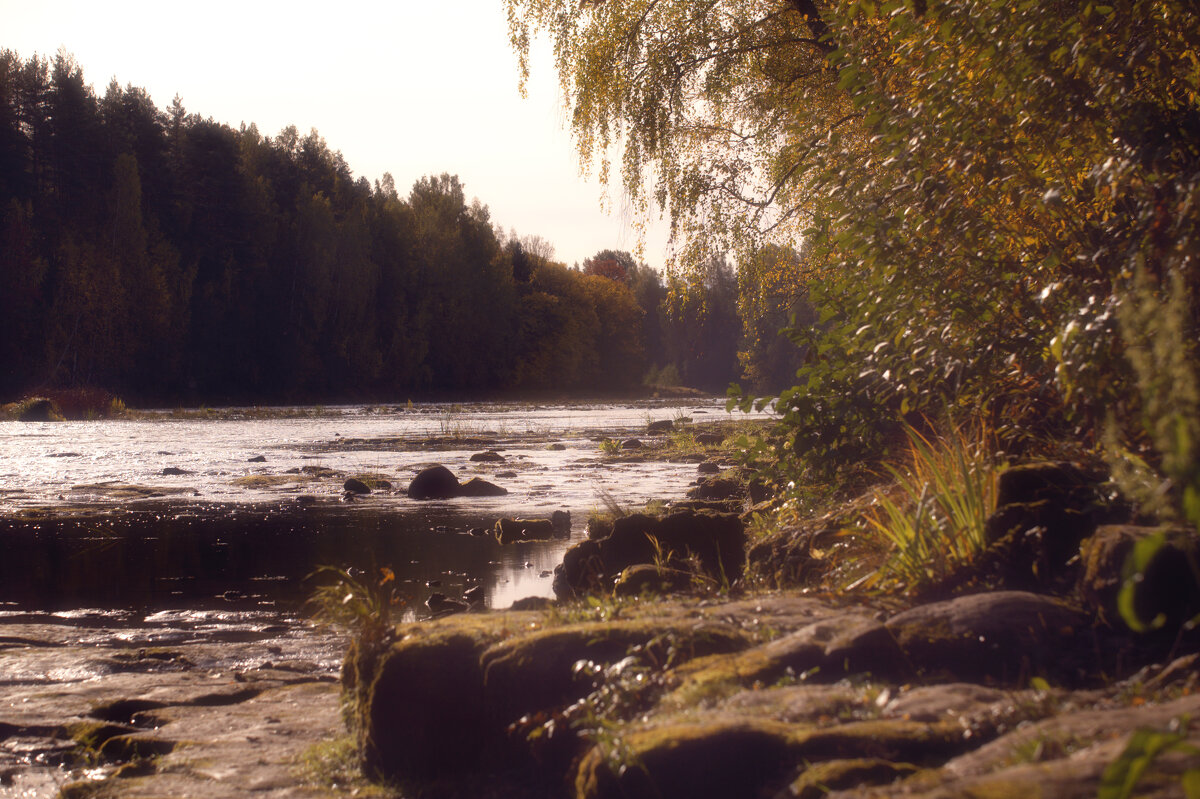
[0, 51, 778, 405]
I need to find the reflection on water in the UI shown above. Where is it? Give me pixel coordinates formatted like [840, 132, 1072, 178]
[0, 399, 766, 613]
[0, 503, 573, 612]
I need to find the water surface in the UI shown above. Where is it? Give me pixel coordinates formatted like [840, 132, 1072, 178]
[0, 399, 759, 613]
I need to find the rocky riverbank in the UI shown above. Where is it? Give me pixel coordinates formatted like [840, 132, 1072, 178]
[333, 459, 1200, 798]
[4, 440, 1199, 798]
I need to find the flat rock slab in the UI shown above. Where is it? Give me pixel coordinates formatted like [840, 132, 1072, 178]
[0, 611, 349, 798]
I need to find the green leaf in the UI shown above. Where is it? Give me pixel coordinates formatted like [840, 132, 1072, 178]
[1181, 768, 1200, 799]
[1116, 532, 1169, 632]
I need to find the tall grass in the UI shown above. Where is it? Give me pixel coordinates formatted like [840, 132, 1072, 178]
[861, 421, 999, 589]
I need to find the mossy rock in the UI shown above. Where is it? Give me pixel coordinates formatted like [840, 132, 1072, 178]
[360, 629, 493, 780]
[97, 734, 175, 762]
[671, 610, 906, 702]
[788, 758, 920, 798]
[355, 613, 751, 783]
[574, 718, 963, 799]
[885, 591, 1088, 685]
[16, 397, 63, 421]
[481, 619, 751, 730]
[613, 563, 697, 597]
[66, 720, 137, 753]
[555, 510, 745, 600]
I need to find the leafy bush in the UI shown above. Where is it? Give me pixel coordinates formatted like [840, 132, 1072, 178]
[734, 0, 1200, 486]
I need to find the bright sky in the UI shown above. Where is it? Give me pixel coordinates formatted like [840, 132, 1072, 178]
[2, 0, 670, 269]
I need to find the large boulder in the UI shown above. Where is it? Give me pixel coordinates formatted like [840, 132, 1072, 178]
[358, 630, 491, 779]
[554, 510, 745, 599]
[407, 466, 506, 499]
[407, 465, 461, 500]
[885, 591, 1089, 684]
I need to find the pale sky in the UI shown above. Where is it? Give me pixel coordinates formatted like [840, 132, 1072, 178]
[2, 0, 670, 269]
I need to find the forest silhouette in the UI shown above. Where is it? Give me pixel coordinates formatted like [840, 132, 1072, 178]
[0, 51, 758, 406]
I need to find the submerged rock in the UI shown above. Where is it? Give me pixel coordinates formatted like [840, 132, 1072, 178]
[494, 517, 557, 544]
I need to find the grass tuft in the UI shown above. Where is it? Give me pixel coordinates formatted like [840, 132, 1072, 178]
[860, 419, 999, 590]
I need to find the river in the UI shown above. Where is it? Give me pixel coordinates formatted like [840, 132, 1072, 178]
[0, 398, 761, 614]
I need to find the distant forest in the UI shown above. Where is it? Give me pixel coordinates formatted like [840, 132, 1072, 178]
[0, 51, 782, 406]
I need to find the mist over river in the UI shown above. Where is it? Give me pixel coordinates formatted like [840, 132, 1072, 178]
[0, 398, 764, 613]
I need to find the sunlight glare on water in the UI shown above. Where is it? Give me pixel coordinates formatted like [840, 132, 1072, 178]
[0, 399, 757, 513]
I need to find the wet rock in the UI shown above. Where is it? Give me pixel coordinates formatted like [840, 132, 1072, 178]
[696, 432, 724, 446]
[885, 591, 1088, 684]
[457, 477, 507, 496]
[494, 518, 557, 544]
[698, 460, 721, 474]
[647, 419, 674, 434]
[687, 474, 744, 502]
[247, 455, 267, 463]
[98, 733, 176, 761]
[463, 585, 484, 604]
[551, 509, 572, 534]
[161, 467, 192, 476]
[343, 477, 371, 495]
[470, 450, 506, 462]
[425, 592, 469, 617]
[547, 443, 567, 451]
[554, 510, 745, 600]
[407, 465, 461, 500]
[89, 698, 168, 724]
[621, 438, 644, 450]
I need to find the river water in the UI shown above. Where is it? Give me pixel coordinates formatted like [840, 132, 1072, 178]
[0, 399, 760, 613]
